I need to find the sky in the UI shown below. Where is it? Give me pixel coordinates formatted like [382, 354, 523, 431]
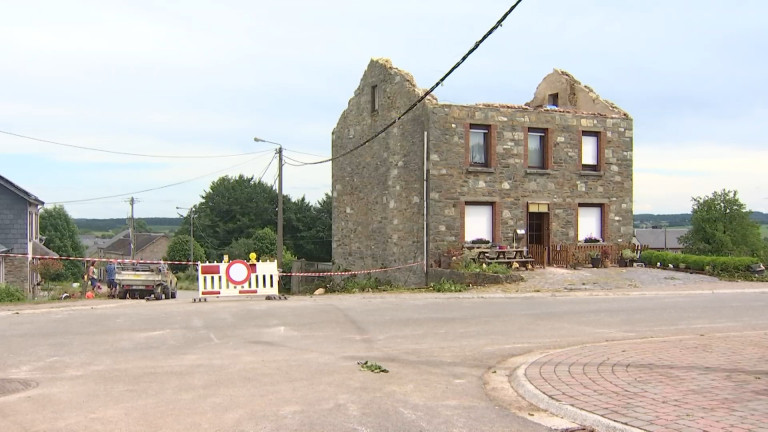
[1, 0, 766, 220]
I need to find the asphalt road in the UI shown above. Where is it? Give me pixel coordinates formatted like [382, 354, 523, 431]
[1, 286, 767, 431]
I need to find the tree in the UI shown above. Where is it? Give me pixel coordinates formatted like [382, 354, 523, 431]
[176, 175, 278, 260]
[39, 206, 85, 281]
[222, 227, 296, 270]
[679, 189, 765, 257]
[284, 193, 331, 262]
[164, 234, 205, 273]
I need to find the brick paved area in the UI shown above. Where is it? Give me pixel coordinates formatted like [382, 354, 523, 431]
[524, 332, 768, 432]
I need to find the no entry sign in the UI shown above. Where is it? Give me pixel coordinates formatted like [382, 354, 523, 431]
[225, 260, 251, 285]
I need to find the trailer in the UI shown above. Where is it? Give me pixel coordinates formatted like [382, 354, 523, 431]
[115, 263, 177, 300]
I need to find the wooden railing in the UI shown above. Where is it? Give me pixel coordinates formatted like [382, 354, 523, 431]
[529, 244, 648, 267]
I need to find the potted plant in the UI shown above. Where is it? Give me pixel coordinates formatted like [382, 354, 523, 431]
[583, 235, 602, 244]
[619, 249, 635, 267]
[589, 251, 602, 268]
[601, 245, 612, 267]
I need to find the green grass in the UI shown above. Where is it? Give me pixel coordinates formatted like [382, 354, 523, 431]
[760, 224, 768, 239]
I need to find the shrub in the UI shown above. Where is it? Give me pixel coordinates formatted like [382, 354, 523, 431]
[430, 278, 467, 293]
[639, 250, 761, 277]
[0, 284, 26, 303]
[326, 275, 401, 293]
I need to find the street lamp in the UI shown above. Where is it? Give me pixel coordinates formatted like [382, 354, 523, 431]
[176, 206, 195, 264]
[254, 137, 284, 271]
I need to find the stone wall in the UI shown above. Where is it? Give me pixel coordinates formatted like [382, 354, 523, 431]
[332, 58, 431, 286]
[427, 104, 633, 260]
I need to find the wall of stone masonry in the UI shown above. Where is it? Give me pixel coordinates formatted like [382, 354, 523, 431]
[331, 59, 430, 286]
[427, 104, 634, 260]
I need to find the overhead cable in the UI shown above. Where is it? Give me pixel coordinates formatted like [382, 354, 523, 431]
[288, 0, 524, 166]
[0, 129, 274, 159]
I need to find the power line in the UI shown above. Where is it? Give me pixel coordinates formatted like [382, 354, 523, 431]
[0, 129, 273, 159]
[287, 0, 524, 166]
[47, 153, 270, 204]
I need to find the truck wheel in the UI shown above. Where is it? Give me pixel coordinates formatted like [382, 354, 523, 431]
[163, 286, 171, 300]
[155, 289, 164, 300]
[117, 289, 127, 299]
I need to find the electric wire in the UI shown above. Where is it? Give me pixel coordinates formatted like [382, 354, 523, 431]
[0, 129, 274, 159]
[47, 153, 270, 204]
[286, 0, 524, 166]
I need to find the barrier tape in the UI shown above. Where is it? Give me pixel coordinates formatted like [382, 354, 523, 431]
[0, 253, 425, 277]
[281, 261, 424, 277]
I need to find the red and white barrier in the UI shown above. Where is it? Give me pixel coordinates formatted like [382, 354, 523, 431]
[197, 259, 279, 300]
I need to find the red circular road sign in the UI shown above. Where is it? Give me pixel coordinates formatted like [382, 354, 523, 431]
[225, 260, 251, 285]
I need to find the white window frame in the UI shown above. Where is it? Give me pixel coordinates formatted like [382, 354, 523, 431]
[0, 257, 4, 284]
[581, 132, 599, 171]
[469, 126, 488, 166]
[578, 205, 603, 242]
[465, 203, 493, 243]
[527, 129, 546, 169]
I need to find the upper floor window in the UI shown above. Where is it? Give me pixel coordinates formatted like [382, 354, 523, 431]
[547, 93, 559, 107]
[469, 125, 490, 167]
[526, 128, 548, 169]
[581, 131, 600, 172]
[371, 85, 380, 113]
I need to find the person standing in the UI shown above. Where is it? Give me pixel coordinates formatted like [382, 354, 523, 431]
[106, 260, 118, 298]
[87, 261, 98, 294]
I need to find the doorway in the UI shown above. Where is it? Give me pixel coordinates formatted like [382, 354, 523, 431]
[527, 203, 551, 265]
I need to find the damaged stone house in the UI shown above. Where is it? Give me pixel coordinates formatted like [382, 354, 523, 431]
[0, 174, 58, 295]
[332, 59, 633, 285]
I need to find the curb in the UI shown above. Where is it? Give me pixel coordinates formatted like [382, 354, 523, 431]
[510, 352, 645, 432]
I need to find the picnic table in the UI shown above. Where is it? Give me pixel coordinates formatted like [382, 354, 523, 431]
[473, 247, 534, 266]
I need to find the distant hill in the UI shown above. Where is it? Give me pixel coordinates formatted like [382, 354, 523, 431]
[74, 217, 182, 233]
[634, 211, 767, 227]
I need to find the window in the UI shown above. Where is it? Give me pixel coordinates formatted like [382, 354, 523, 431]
[578, 204, 603, 242]
[581, 132, 600, 171]
[469, 125, 489, 166]
[547, 93, 559, 107]
[464, 203, 493, 243]
[371, 85, 379, 113]
[526, 128, 548, 169]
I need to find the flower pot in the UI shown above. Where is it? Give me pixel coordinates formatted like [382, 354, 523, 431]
[590, 257, 602, 268]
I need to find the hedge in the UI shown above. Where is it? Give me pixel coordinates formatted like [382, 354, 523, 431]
[639, 250, 761, 274]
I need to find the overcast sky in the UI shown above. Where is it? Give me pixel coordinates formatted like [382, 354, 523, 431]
[2, 0, 766, 220]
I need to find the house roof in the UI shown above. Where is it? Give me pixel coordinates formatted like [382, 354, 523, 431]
[0, 174, 44, 205]
[101, 232, 168, 257]
[31, 240, 59, 258]
[634, 229, 688, 249]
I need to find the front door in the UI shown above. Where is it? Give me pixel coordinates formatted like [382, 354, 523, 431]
[527, 203, 550, 265]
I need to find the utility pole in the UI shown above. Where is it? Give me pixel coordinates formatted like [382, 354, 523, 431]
[276, 145, 284, 271]
[127, 196, 137, 260]
[176, 206, 195, 264]
[254, 137, 284, 271]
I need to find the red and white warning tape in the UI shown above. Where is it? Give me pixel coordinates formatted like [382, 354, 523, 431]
[0, 253, 424, 277]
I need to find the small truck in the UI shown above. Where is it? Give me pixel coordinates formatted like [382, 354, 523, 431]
[115, 263, 177, 300]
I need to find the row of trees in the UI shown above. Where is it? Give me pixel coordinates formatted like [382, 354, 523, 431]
[166, 174, 331, 267]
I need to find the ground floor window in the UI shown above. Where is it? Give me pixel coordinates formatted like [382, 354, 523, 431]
[464, 203, 493, 243]
[578, 204, 603, 242]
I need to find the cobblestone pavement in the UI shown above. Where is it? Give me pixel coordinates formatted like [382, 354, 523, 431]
[522, 332, 768, 432]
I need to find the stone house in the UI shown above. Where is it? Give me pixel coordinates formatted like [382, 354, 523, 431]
[95, 230, 170, 261]
[0, 174, 58, 295]
[94, 230, 171, 266]
[332, 59, 633, 285]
